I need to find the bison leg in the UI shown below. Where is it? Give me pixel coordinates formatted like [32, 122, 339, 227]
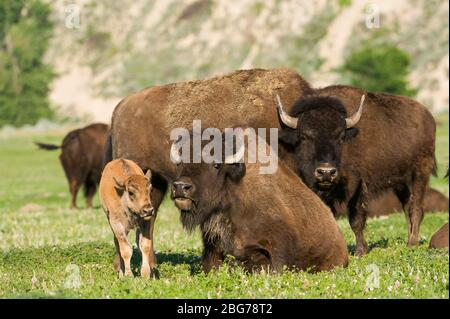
[237, 246, 272, 273]
[69, 179, 80, 209]
[395, 178, 426, 247]
[111, 224, 133, 278]
[406, 180, 426, 247]
[137, 220, 157, 279]
[348, 182, 369, 256]
[84, 178, 97, 209]
[201, 235, 223, 273]
[113, 236, 122, 274]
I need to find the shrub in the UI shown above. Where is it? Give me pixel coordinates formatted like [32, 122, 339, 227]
[339, 44, 417, 97]
[0, 0, 54, 127]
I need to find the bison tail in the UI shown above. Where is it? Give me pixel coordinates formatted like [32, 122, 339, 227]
[34, 142, 61, 150]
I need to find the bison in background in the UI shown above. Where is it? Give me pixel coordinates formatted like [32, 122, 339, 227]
[429, 222, 449, 249]
[277, 87, 436, 255]
[334, 187, 448, 217]
[36, 123, 109, 209]
[170, 132, 348, 273]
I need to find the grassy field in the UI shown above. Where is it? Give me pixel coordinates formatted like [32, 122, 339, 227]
[0, 113, 448, 299]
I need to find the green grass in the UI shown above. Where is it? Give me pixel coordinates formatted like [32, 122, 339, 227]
[0, 115, 448, 299]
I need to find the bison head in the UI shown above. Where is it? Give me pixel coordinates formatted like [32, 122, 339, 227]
[113, 170, 154, 220]
[170, 138, 246, 230]
[277, 94, 365, 192]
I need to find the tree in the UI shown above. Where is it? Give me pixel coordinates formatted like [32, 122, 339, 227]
[0, 0, 54, 127]
[339, 44, 417, 97]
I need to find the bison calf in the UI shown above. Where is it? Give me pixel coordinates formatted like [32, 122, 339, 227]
[99, 159, 156, 278]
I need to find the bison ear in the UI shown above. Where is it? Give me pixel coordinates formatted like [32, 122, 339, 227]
[113, 177, 125, 196]
[226, 163, 246, 183]
[144, 169, 152, 183]
[344, 127, 359, 140]
[279, 128, 298, 146]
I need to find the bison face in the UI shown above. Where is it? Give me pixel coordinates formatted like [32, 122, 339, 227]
[277, 95, 365, 192]
[172, 161, 246, 229]
[114, 170, 154, 220]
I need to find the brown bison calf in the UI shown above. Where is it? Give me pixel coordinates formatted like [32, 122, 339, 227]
[99, 159, 156, 278]
[171, 134, 348, 273]
[429, 223, 449, 249]
[36, 123, 109, 209]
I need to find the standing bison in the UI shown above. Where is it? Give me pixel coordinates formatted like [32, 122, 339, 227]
[276, 87, 436, 255]
[36, 123, 109, 208]
[107, 68, 311, 216]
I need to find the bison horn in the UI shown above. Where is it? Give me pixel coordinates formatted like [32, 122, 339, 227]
[224, 142, 245, 164]
[345, 94, 365, 128]
[276, 95, 298, 129]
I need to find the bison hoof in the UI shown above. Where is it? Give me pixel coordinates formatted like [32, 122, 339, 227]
[355, 246, 369, 257]
[141, 268, 158, 279]
[407, 239, 419, 247]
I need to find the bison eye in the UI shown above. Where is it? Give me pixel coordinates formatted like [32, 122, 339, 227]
[128, 191, 135, 197]
[213, 163, 221, 169]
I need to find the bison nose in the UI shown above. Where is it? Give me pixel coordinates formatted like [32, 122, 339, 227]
[173, 181, 194, 193]
[142, 206, 154, 216]
[314, 165, 338, 182]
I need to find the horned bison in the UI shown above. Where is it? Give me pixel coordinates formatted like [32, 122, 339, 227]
[276, 87, 436, 255]
[107, 68, 311, 217]
[170, 133, 348, 273]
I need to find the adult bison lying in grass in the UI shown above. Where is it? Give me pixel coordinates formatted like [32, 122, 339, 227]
[429, 223, 449, 249]
[334, 187, 448, 217]
[277, 88, 436, 255]
[170, 132, 348, 273]
[36, 123, 109, 208]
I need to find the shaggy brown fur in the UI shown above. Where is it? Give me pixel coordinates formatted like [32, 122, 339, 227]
[109, 68, 310, 216]
[36, 123, 109, 209]
[99, 159, 155, 278]
[170, 135, 348, 273]
[429, 223, 449, 249]
[334, 187, 448, 217]
[278, 86, 436, 255]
